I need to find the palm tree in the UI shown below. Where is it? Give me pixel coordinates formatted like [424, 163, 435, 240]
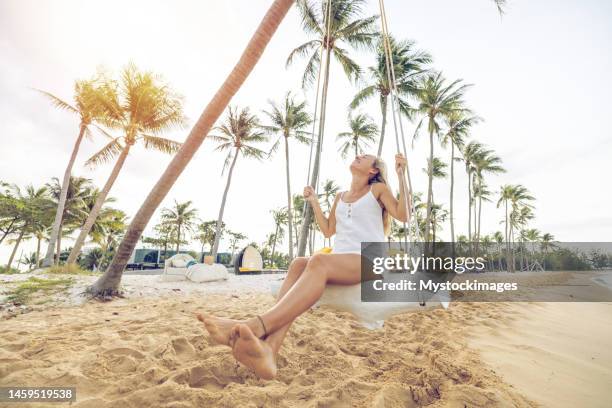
[441, 110, 480, 245]
[497, 184, 535, 271]
[196, 220, 220, 261]
[472, 147, 504, 249]
[161, 200, 198, 252]
[93, 0, 310, 296]
[540, 233, 556, 270]
[350, 36, 431, 155]
[263, 92, 312, 259]
[227, 231, 247, 260]
[319, 179, 339, 247]
[493, 231, 505, 271]
[270, 208, 288, 265]
[89, 208, 128, 253]
[337, 113, 378, 158]
[209, 106, 268, 258]
[462, 141, 484, 244]
[47, 176, 95, 262]
[421, 157, 446, 236]
[66, 64, 185, 265]
[289, 0, 378, 257]
[413, 72, 470, 243]
[40, 76, 113, 267]
[429, 203, 448, 244]
[5, 185, 53, 269]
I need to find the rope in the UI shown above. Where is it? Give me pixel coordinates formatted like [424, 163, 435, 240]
[377, 0, 420, 254]
[302, 0, 334, 253]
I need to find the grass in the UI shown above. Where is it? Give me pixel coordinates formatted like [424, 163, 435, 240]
[46, 264, 96, 276]
[6, 277, 74, 305]
[0, 266, 20, 275]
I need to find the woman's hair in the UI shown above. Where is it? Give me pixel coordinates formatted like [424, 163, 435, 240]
[368, 156, 392, 237]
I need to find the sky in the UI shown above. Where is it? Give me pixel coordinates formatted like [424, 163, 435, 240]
[1, 0, 611, 265]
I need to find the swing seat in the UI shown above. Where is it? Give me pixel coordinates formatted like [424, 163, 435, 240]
[269, 279, 449, 330]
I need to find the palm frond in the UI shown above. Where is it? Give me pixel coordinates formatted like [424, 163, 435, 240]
[286, 40, 321, 68]
[35, 89, 78, 115]
[85, 138, 124, 168]
[141, 134, 182, 155]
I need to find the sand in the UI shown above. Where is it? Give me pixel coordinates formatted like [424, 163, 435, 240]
[468, 302, 612, 408]
[1, 272, 611, 407]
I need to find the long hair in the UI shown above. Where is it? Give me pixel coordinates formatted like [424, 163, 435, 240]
[368, 157, 392, 237]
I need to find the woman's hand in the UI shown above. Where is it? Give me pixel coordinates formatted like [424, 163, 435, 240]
[395, 153, 407, 174]
[303, 186, 317, 203]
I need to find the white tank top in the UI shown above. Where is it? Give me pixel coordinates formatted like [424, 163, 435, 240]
[332, 185, 386, 254]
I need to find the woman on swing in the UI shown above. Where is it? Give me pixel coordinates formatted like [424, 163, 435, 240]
[198, 153, 411, 379]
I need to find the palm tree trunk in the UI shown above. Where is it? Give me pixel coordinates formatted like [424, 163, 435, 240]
[67, 145, 131, 264]
[176, 223, 181, 253]
[424, 127, 434, 244]
[449, 143, 455, 248]
[42, 123, 86, 267]
[271, 224, 279, 265]
[504, 200, 510, 271]
[91, 0, 294, 296]
[476, 186, 483, 255]
[36, 237, 41, 267]
[283, 135, 294, 260]
[377, 96, 387, 156]
[298, 45, 331, 257]
[56, 227, 62, 263]
[212, 149, 240, 258]
[7, 228, 25, 269]
[467, 172, 472, 254]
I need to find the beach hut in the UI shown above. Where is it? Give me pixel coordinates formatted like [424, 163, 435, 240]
[234, 245, 263, 274]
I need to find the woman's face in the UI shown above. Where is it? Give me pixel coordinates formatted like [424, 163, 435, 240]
[350, 154, 377, 175]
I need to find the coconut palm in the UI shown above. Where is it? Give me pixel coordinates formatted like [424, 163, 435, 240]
[66, 64, 185, 265]
[39, 76, 114, 267]
[413, 72, 471, 243]
[210, 107, 268, 258]
[161, 200, 198, 253]
[441, 110, 480, 245]
[94, 0, 343, 296]
[319, 179, 339, 247]
[497, 184, 535, 271]
[263, 92, 312, 259]
[89, 208, 128, 252]
[461, 141, 484, 244]
[472, 147, 504, 248]
[47, 176, 96, 262]
[337, 113, 378, 158]
[270, 208, 288, 265]
[350, 36, 431, 155]
[289, 0, 379, 257]
[5, 185, 53, 269]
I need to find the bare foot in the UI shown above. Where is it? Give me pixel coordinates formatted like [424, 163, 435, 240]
[196, 313, 243, 346]
[231, 324, 277, 380]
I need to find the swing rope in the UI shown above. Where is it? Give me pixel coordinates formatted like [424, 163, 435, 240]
[377, 0, 419, 249]
[302, 0, 333, 253]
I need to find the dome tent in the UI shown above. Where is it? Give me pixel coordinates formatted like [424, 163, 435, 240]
[234, 245, 263, 274]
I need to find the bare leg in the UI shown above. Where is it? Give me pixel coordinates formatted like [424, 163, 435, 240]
[231, 253, 361, 378]
[265, 257, 308, 354]
[197, 257, 308, 346]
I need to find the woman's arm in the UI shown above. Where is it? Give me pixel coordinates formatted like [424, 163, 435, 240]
[374, 154, 411, 222]
[303, 186, 339, 238]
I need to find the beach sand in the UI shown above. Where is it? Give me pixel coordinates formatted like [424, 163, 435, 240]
[1, 274, 611, 407]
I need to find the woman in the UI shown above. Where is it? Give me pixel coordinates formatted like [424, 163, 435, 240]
[198, 153, 411, 379]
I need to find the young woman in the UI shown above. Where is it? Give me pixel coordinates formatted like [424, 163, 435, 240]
[198, 153, 411, 379]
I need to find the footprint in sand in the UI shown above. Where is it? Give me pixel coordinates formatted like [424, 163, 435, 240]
[171, 337, 196, 361]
